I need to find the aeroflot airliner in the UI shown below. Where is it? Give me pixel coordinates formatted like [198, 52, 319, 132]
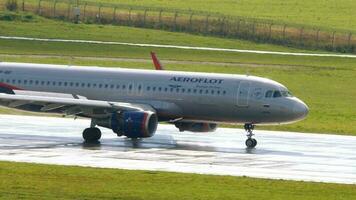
[0, 55, 308, 148]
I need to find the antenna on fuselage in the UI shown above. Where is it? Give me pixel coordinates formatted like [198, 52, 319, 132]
[246, 68, 250, 76]
[67, 56, 74, 66]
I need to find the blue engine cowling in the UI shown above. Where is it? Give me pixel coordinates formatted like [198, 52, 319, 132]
[111, 111, 158, 138]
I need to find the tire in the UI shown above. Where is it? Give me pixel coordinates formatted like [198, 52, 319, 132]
[252, 138, 257, 147]
[245, 138, 255, 148]
[83, 128, 101, 143]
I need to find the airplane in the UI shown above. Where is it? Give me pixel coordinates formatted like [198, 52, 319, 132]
[0, 53, 308, 148]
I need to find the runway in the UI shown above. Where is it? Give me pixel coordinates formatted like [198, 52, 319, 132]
[0, 114, 355, 185]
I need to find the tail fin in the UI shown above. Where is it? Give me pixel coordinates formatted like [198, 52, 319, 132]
[150, 52, 164, 70]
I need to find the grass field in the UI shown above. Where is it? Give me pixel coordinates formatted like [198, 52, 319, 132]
[0, 12, 355, 135]
[0, 161, 355, 200]
[84, 0, 356, 32]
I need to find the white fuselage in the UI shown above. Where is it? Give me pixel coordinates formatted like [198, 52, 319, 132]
[0, 62, 308, 125]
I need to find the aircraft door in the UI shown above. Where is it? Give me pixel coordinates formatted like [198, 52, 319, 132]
[237, 81, 250, 107]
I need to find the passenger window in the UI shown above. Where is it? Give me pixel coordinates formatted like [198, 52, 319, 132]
[265, 90, 273, 98]
[273, 91, 282, 98]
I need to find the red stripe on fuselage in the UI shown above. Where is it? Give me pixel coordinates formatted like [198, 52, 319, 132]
[0, 82, 22, 90]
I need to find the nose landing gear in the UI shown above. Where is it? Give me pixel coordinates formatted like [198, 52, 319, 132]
[244, 123, 257, 148]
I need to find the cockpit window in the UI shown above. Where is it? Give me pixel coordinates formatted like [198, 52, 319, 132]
[265, 90, 273, 98]
[266, 89, 293, 98]
[273, 91, 282, 98]
[281, 90, 293, 97]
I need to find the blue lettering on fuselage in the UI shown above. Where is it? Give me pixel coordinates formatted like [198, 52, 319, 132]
[170, 77, 223, 84]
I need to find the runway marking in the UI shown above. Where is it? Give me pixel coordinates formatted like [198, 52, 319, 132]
[1, 36, 356, 58]
[0, 114, 355, 184]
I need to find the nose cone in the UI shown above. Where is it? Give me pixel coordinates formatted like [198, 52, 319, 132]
[293, 98, 309, 120]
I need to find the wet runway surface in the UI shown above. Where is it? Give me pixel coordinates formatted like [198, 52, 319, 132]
[0, 115, 355, 184]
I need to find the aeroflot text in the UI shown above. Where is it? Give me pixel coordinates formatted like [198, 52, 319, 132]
[170, 77, 224, 84]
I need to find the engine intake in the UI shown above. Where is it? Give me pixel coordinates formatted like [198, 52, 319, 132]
[175, 122, 218, 132]
[97, 111, 158, 138]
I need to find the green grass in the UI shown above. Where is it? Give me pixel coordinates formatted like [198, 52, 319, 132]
[0, 11, 314, 52]
[0, 161, 355, 200]
[0, 13, 355, 135]
[84, 0, 356, 32]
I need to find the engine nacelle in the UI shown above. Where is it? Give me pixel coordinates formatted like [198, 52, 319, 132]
[97, 111, 158, 138]
[174, 122, 218, 132]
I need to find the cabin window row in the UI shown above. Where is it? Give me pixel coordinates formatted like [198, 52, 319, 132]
[1, 78, 227, 96]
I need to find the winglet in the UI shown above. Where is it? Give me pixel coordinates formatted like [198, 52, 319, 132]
[150, 52, 164, 70]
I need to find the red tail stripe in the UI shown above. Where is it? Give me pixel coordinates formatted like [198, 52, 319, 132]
[150, 52, 163, 70]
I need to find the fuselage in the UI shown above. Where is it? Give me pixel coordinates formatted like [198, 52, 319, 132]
[0, 62, 308, 125]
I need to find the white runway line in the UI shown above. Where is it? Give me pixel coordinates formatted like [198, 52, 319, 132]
[0, 114, 355, 185]
[1, 36, 356, 58]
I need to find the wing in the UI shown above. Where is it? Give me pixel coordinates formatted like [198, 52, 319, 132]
[0, 90, 155, 118]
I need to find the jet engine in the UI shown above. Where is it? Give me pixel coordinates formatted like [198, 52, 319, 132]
[174, 122, 218, 132]
[96, 111, 158, 138]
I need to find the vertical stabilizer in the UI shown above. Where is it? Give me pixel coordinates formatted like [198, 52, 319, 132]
[150, 52, 164, 70]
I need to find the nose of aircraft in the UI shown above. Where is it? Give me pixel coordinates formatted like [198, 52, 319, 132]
[293, 98, 309, 120]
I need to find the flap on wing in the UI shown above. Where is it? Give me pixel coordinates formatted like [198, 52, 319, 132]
[0, 93, 153, 116]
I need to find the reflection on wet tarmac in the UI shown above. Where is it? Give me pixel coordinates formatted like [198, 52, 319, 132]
[0, 114, 355, 184]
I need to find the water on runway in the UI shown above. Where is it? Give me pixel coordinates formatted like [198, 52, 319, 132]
[0, 115, 355, 184]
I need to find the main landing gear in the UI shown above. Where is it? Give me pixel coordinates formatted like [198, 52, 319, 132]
[82, 120, 101, 143]
[244, 123, 257, 148]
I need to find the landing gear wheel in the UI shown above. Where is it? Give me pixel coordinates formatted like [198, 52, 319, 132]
[252, 138, 257, 147]
[244, 123, 257, 148]
[245, 138, 257, 148]
[82, 127, 101, 143]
